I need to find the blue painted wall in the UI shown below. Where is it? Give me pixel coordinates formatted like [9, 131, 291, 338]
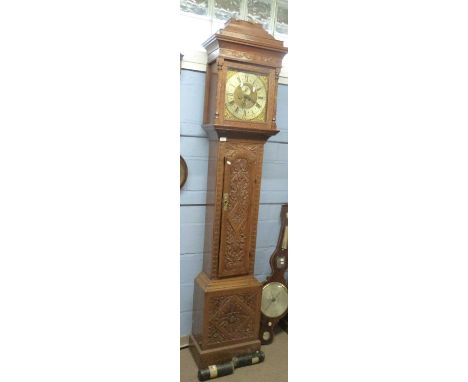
[180, 69, 288, 336]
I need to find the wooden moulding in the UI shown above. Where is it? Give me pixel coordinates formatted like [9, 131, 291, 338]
[189, 335, 260, 369]
[203, 124, 279, 142]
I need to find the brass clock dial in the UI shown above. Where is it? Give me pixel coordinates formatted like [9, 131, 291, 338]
[224, 69, 268, 122]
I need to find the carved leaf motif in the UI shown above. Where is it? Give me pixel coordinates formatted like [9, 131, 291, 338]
[225, 224, 246, 269]
[225, 158, 250, 270]
[218, 143, 259, 276]
[222, 48, 278, 65]
[238, 292, 257, 309]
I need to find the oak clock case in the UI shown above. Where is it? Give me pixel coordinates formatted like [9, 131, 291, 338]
[189, 19, 287, 369]
[259, 204, 288, 345]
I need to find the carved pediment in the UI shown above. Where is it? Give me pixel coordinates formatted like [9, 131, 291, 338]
[203, 19, 287, 61]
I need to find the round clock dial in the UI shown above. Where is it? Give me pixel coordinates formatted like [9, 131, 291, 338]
[276, 254, 287, 269]
[225, 70, 268, 122]
[262, 331, 271, 341]
[261, 282, 288, 318]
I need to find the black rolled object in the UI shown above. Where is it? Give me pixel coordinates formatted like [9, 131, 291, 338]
[233, 351, 265, 368]
[197, 361, 234, 381]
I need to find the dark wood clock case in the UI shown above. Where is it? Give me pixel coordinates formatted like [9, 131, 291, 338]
[259, 204, 288, 345]
[189, 19, 287, 369]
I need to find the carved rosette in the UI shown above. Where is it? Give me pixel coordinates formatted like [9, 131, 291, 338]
[206, 292, 258, 346]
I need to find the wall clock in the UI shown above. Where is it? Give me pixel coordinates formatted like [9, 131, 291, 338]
[180, 155, 188, 189]
[259, 204, 288, 345]
[189, 19, 287, 369]
[180, 55, 186, 189]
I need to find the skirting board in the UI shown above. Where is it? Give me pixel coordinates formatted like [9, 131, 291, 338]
[180, 335, 190, 349]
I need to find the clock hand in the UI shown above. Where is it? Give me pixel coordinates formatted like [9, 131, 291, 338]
[273, 291, 282, 300]
[244, 93, 253, 102]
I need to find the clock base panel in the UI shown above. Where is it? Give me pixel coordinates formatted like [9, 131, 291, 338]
[190, 273, 262, 368]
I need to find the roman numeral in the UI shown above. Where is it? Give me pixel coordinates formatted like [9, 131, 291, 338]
[255, 102, 261, 108]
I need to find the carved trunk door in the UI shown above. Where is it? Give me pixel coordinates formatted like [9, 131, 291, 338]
[218, 143, 258, 278]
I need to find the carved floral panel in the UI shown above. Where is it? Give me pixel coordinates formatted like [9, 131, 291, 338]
[206, 291, 258, 346]
[218, 143, 259, 277]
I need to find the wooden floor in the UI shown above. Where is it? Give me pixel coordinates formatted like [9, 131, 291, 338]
[180, 330, 288, 382]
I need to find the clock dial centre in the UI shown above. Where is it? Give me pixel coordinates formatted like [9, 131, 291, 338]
[234, 83, 257, 109]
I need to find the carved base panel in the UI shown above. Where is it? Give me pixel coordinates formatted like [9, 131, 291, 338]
[190, 272, 262, 368]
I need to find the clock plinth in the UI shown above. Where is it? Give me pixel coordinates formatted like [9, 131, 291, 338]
[189, 18, 287, 369]
[189, 273, 262, 368]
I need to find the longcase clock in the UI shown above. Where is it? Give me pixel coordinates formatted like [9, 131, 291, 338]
[189, 19, 287, 369]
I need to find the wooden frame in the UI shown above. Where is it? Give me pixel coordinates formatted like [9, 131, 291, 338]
[259, 204, 288, 345]
[180, 155, 188, 189]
